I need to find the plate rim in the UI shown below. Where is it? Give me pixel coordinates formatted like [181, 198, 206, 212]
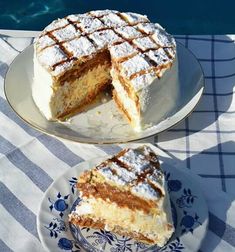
[4, 42, 205, 144]
[37, 155, 209, 252]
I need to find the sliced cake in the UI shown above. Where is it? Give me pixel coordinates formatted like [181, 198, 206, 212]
[69, 145, 174, 246]
[33, 10, 177, 131]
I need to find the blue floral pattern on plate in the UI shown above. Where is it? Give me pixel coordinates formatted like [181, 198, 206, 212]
[37, 156, 208, 252]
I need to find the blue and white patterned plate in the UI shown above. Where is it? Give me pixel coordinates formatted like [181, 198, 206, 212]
[37, 157, 208, 252]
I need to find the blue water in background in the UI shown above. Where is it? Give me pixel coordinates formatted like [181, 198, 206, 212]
[0, 0, 235, 34]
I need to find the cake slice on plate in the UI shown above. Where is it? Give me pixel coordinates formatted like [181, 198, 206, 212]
[69, 145, 174, 246]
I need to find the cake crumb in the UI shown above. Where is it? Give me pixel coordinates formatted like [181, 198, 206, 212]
[101, 97, 108, 103]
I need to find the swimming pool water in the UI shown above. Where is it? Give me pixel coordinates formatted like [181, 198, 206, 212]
[1, 0, 235, 34]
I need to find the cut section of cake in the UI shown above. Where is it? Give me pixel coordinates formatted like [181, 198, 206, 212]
[69, 145, 174, 246]
[33, 10, 178, 131]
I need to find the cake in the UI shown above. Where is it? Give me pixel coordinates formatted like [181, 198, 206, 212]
[33, 10, 178, 131]
[69, 145, 174, 246]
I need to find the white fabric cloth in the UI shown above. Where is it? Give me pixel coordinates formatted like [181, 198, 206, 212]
[0, 33, 235, 251]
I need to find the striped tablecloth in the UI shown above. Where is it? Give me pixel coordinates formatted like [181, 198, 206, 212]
[0, 33, 235, 252]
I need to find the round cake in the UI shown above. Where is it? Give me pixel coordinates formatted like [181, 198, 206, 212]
[33, 10, 178, 131]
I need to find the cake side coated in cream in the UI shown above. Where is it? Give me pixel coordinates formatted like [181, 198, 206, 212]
[69, 145, 174, 246]
[111, 55, 179, 130]
[32, 50, 111, 120]
[33, 10, 177, 131]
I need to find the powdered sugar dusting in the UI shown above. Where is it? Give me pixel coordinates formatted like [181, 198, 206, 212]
[77, 17, 105, 33]
[145, 48, 172, 66]
[118, 149, 150, 173]
[96, 146, 164, 200]
[66, 14, 87, 22]
[89, 29, 123, 49]
[35, 10, 176, 78]
[52, 24, 80, 41]
[44, 18, 69, 32]
[97, 161, 137, 186]
[131, 181, 159, 200]
[90, 9, 118, 18]
[115, 168, 137, 183]
[98, 167, 127, 186]
[109, 42, 138, 60]
[120, 54, 151, 79]
[120, 12, 149, 24]
[52, 59, 75, 76]
[38, 45, 67, 68]
[147, 170, 165, 196]
[133, 36, 159, 51]
[63, 37, 96, 58]
[36, 35, 55, 50]
[101, 13, 127, 27]
[115, 25, 142, 39]
[130, 71, 157, 91]
[147, 169, 164, 187]
[111, 162, 137, 181]
[137, 22, 164, 35]
[151, 29, 176, 48]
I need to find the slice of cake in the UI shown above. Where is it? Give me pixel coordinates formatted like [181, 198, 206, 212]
[69, 145, 174, 246]
[33, 10, 178, 131]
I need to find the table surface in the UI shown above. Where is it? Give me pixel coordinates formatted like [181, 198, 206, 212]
[0, 31, 235, 252]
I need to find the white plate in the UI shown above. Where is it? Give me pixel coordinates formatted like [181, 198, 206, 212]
[4, 43, 204, 144]
[37, 156, 208, 252]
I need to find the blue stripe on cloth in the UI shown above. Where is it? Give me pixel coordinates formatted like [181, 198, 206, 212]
[153, 143, 178, 161]
[176, 36, 234, 43]
[96, 145, 122, 155]
[0, 97, 83, 166]
[0, 37, 21, 53]
[169, 129, 235, 134]
[193, 110, 235, 114]
[211, 35, 226, 192]
[37, 134, 83, 166]
[185, 118, 191, 169]
[0, 239, 13, 252]
[154, 134, 158, 144]
[184, 35, 191, 170]
[0, 182, 38, 239]
[204, 91, 235, 96]
[0, 136, 52, 192]
[158, 149, 235, 155]
[205, 72, 235, 79]
[209, 212, 235, 247]
[0, 60, 8, 79]
[199, 174, 235, 178]
[0, 97, 41, 137]
[199, 56, 235, 62]
[30, 37, 34, 44]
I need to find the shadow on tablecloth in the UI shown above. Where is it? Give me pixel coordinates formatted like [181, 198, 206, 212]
[158, 140, 235, 251]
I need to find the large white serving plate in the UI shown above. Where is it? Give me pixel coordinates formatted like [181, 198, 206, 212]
[4, 43, 204, 143]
